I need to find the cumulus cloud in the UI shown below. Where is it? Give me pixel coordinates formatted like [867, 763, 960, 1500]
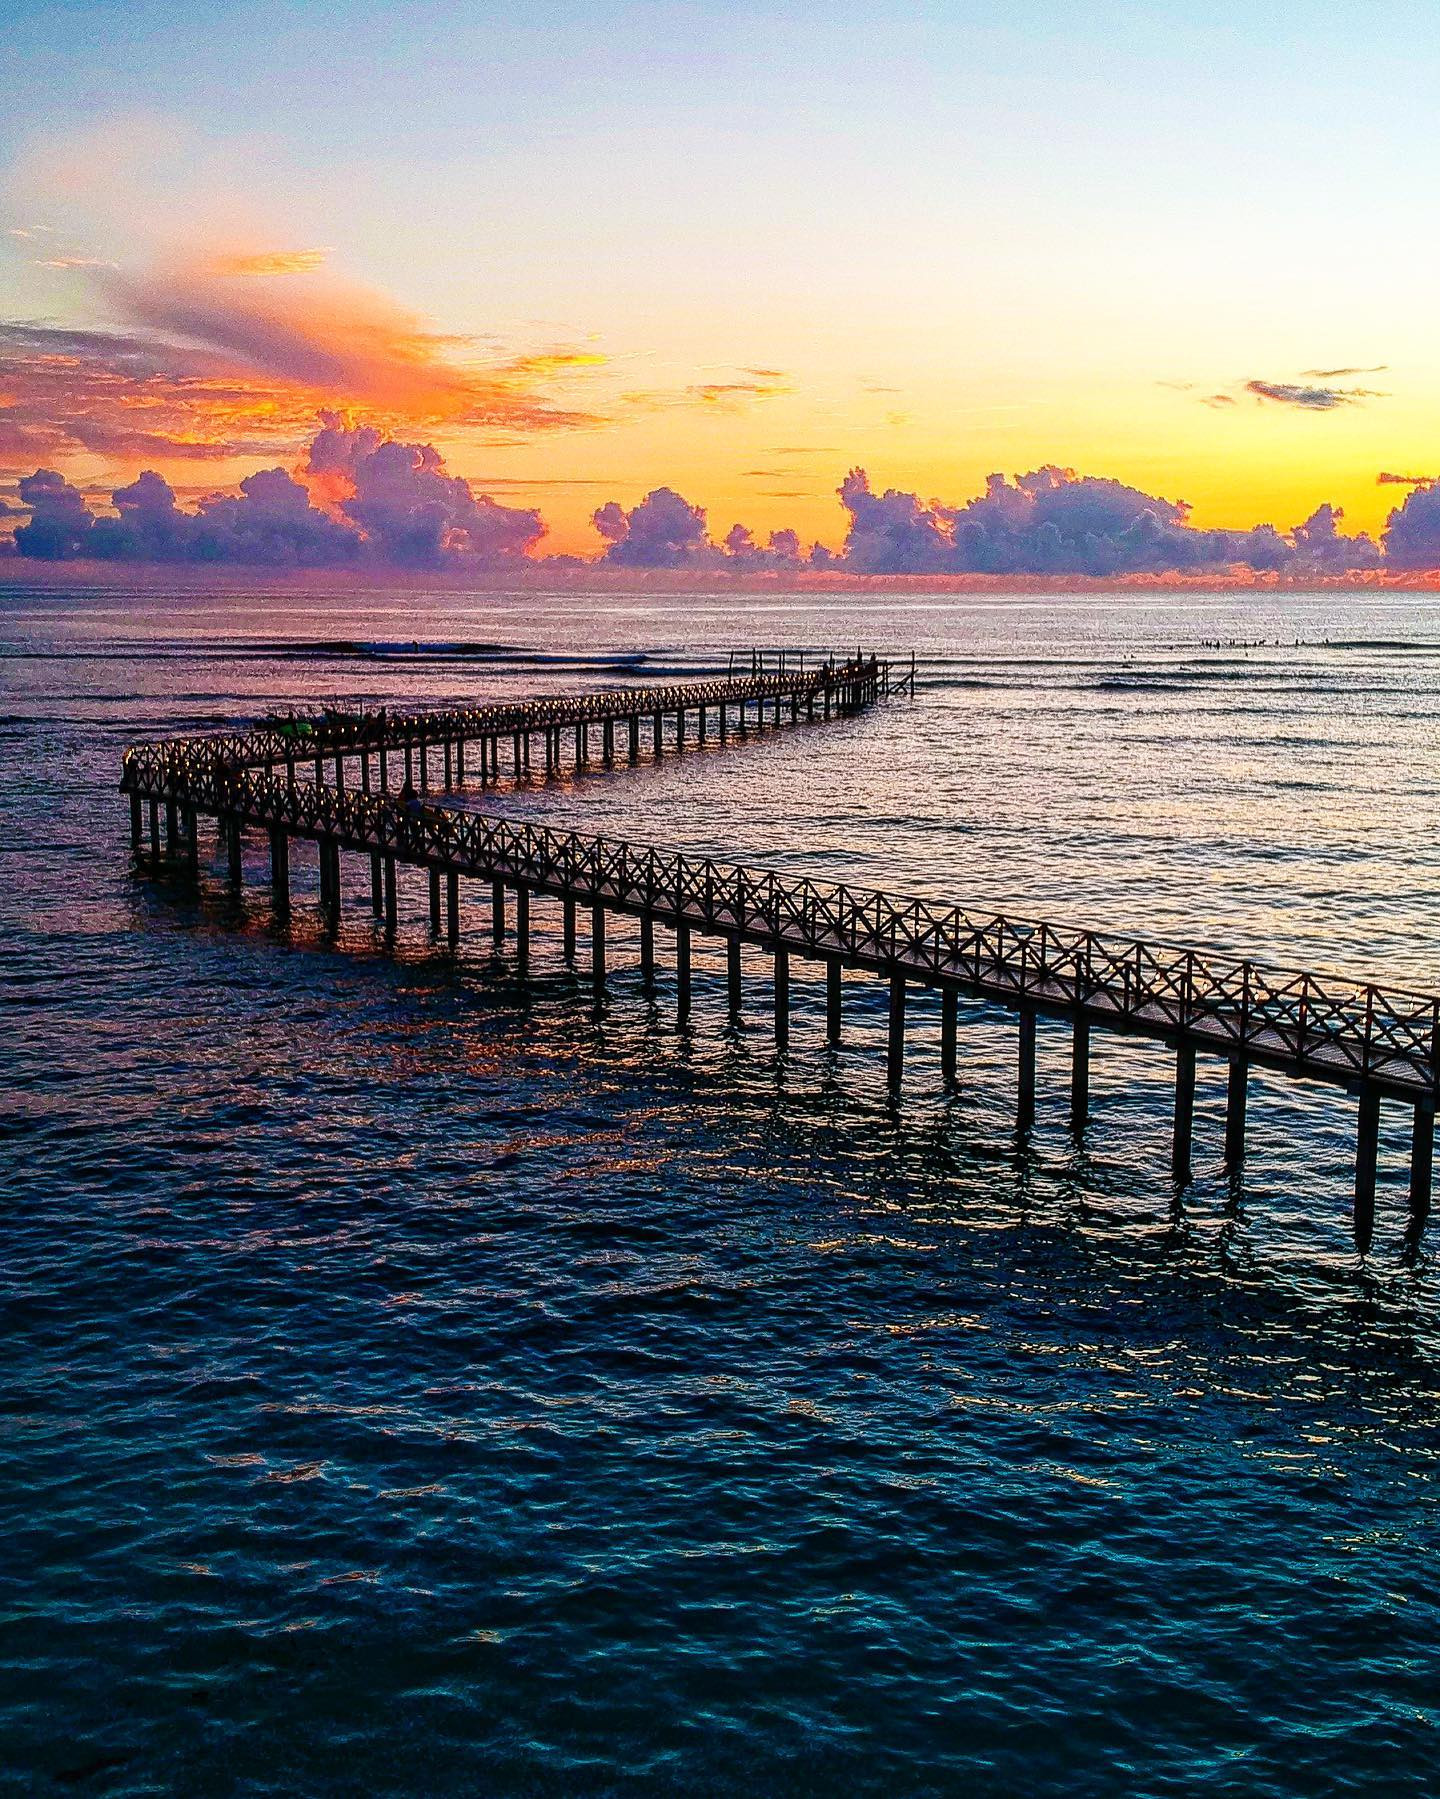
[592, 487, 713, 567]
[826, 466, 1379, 576]
[12, 469, 93, 558]
[1381, 482, 1440, 568]
[6, 417, 545, 567]
[306, 413, 544, 566]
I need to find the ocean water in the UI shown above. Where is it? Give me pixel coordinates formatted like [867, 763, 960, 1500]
[3, 579, 1440, 1795]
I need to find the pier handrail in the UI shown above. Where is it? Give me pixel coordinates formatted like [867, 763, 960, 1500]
[120, 662, 884, 788]
[125, 739, 1440, 1101]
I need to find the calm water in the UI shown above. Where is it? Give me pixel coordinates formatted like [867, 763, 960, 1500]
[4, 580, 1440, 1795]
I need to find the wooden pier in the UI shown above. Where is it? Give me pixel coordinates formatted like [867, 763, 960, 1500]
[122, 651, 1438, 1255]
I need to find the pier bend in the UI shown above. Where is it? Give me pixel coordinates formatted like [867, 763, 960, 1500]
[122, 650, 1436, 1257]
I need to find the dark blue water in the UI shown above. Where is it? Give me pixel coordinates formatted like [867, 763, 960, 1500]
[4, 579, 1440, 1795]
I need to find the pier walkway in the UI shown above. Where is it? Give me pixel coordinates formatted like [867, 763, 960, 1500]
[122, 652, 1436, 1254]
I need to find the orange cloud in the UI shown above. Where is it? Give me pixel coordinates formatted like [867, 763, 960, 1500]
[204, 247, 334, 277]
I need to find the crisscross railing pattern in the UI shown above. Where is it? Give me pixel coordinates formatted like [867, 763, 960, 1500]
[124, 703, 1440, 1099]
[120, 661, 884, 793]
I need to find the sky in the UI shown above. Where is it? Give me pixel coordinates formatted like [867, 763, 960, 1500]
[3, 0, 1438, 563]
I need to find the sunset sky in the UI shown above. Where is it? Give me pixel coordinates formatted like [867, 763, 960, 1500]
[3, 1, 1436, 557]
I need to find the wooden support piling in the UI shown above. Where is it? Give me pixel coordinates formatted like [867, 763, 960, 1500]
[148, 798, 160, 867]
[676, 922, 692, 1021]
[270, 829, 289, 914]
[225, 817, 242, 891]
[774, 947, 789, 1046]
[941, 986, 958, 1087]
[1070, 1016, 1089, 1128]
[1017, 1006, 1036, 1130]
[323, 841, 341, 928]
[447, 872, 460, 950]
[640, 913, 655, 988]
[1354, 1086, 1381, 1254]
[887, 972, 905, 1093]
[591, 904, 607, 991]
[383, 856, 397, 935]
[727, 936, 742, 1017]
[129, 790, 142, 854]
[491, 879, 505, 944]
[1225, 1058, 1248, 1164]
[827, 957, 842, 1043]
[1172, 1040, 1196, 1177]
[428, 867, 441, 935]
[1410, 1100, 1434, 1237]
[515, 885, 529, 968]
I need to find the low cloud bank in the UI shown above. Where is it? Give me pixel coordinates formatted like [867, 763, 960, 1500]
[8, 414, 543, 567]
[12, 432, 1440, 574]
[588, 465, 1382, 575]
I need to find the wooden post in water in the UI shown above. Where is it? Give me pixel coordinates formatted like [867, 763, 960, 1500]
[515, 885, 529, 969]
[640, 913, 655, 988]
[887, 973, 905, 1093]
[446, 872, 460, 950]
[1354, 1086, 1381, 1254]
[1070, 1016, 1089, 1129]
[941, 987, 958, 1088]
[185, 806, 199, 880]
[676, 922, 692, 1021]
[1224, 1059, 1248, 1163]
[603, 719, 614, 766]
[270, 830, 289, 915]
[628, 717, 640, 762]
[428, 868, 441, 935]
[653, 710, 664, 757]
[563, 897, 576, 962]
[129, 791, 142, 857]
[1017, 1006, 1036, 1130]
[324, 841, 341, 930]
[444, 740, 453, 791]
[827, 958, 843, 1043]
[1172, 1041, 1196, 1177]
[226, 817, 242, 892]
[1409, 1099, 1434, 1240]
[727, 936, 742, 1017]
[383, 855, 397, 936]
[148, 798, 160, 868]
[491, 880, 505, 944]
[591, 904, 607, 992]
[774, 947, 789, 1046]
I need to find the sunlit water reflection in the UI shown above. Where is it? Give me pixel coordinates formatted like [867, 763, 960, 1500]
[3, 581, 1439, 1794]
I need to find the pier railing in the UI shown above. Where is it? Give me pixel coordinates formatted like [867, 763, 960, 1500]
[120, 650, 1440, 1246]
[133, 747, 1440, 1102]
[121, 662, 887, 789]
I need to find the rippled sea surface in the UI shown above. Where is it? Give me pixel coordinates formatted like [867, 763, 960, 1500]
[4, 579, 1440, 1796]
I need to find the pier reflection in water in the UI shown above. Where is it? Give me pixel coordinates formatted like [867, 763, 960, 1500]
[4, 581, 1440, 1795]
